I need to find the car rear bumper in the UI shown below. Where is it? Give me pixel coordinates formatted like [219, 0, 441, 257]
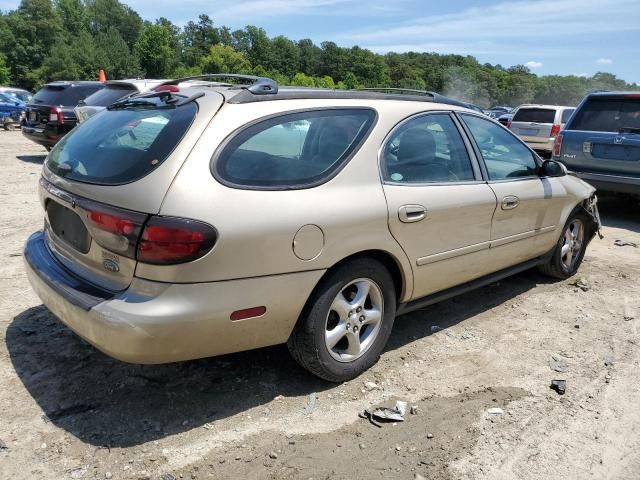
[21, 125, 60, 148]
[24, 231, 325, 364]
[569, 170, 640, 195]
[522, 137, 554, 152]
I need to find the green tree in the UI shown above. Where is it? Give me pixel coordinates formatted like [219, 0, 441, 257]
[136, 24, 172, 77]
[200, 44, 251, 74]
[85, 0, 142, 49]
[0, 54, 11, 84]
[290, 72, 314, 87]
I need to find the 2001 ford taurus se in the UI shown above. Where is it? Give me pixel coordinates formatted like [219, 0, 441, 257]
[24, 75, 601, 381]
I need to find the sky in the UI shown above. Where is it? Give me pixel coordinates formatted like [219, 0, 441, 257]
[2, 0, 639, 83]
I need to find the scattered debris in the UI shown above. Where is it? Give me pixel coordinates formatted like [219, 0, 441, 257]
[604, 356, 615, 367]
[360, 400, 408, 427]
[69, 466, 87, 479]
[273, 395, 285, 401]
[8, 253, 22, 257]
[605, 375, 612, 384]
[426, 433, 434, 439]
[105, 473, 113, 479]
[0, 438, 7, 450]
[550, 380, 567, 395]
[303, 393, 317, 415]
[410, 405, 419, 415]
[614, 239, 638, 248]
[203, 422, 214, 430]
[430, 325, 443, 332]
[487, 407, 504, 416]
[550, 355, 569, 373]
[359, 443, 366, 450]
[571, 277, 590, 291]
[415, 474, 427, 480]
[268, 452, 278, 459]
[363, 381, 380, 391]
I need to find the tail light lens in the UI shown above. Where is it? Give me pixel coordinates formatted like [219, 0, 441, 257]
[49, 106, 64, 124]
[553, 134, 563, 158]
[550, 124, 561, 137]
[137, 217, 217, 265]
[84, 205, 147, 258]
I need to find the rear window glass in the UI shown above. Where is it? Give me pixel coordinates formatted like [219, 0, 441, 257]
[513, 108, 556, 123]
[569, 96, 640, 132]
[83, 85, 137, 107]
[33, 85, 104, 106]
[46, 102, 197, 185]
[214, 109, 376, 189]
[561, 109, 575, 123]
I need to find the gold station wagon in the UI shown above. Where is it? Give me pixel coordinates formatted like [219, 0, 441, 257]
[24, 75, 601, 381]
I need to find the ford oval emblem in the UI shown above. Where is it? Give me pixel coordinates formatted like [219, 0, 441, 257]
[103, 259, 120, 273]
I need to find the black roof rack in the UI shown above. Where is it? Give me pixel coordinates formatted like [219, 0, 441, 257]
[159, 74, 278, 95]
[227, 86, 470, 108]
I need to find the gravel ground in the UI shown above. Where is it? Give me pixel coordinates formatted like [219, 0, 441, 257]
[0, 130, 639, 480]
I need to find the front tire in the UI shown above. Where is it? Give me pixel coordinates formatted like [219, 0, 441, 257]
[288, 257, 397, 382]
[539, 210, 592, 279]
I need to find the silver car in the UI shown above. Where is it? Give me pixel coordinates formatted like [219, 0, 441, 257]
[24, 75, 600, 381]
[509, 104, 575, 155]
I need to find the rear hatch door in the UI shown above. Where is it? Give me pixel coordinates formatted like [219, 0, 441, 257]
[40, 90, 224, 291]
[510, 107, 556, 141]
[561, 95, 640, 176]
[25, 84, 103, 128]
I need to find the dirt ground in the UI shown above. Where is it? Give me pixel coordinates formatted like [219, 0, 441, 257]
[0, 129, 639, 480]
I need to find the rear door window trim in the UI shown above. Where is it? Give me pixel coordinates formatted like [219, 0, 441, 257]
[377, 110, 485, 187]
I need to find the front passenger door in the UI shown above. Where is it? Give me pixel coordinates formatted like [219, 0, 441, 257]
[459, 114, 568, 270]
[381, 112, 497, 300]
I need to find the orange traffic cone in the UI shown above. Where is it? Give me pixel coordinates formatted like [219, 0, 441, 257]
[98, 69, 107, 82]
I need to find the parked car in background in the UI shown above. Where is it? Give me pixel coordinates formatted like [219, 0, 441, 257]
[508, 104, 575, 156]
[75, 79, 167, 123]
[22, 81, 104, 150]
[0, 86, 33, 103]
[553, 92, 640, 196]
[0, 92, 26, 130]
[497, 112, 513, 126]
[484, 106, 512, 119]
[23, 74, 600, 381]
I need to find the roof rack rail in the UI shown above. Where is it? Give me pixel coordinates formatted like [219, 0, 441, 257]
[356, 87, 435, 97]
[158, 74, 278, 95]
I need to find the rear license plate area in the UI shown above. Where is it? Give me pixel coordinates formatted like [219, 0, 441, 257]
[46, 200, 91, 253]
[29, 112, 36, 122]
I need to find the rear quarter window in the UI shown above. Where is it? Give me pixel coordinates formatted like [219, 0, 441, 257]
[213, 108, 377, 189]
[569, 96, 640, 132]
[513, 108, 556, 123]
[46, 102, 197, 185]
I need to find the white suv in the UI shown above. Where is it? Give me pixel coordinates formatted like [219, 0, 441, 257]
[509, 104, 575, 155]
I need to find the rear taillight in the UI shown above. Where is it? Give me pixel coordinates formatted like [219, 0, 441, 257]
[553, 134, 563, 158]
[550, 124, 561, 137]
[49, 106, 64, 124]
[137, 217, 217, 265]
[83, 204, 147, 258]
[155, 85, 180, 92]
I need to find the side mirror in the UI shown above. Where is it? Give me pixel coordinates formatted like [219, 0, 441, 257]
[540, 159, 567, 177]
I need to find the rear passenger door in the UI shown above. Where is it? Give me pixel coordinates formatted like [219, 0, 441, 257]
[459, 114, 567, 269]
[381, 112, 497, 299]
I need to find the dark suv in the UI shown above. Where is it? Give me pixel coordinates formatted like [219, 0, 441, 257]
[553, 92, 640, 196]
[22, 81, 104, 150]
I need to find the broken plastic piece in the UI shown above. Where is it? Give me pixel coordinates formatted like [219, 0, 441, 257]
[550, 379, 566, 395]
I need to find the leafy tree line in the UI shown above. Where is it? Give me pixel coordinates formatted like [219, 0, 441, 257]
[1, 0, 637, 107]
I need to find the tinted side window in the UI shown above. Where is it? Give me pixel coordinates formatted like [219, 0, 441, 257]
[562, 109, 575, 123]
[382, 113, 475, 183]
[84, 86, 137, 106]
[570, 96, 640, 132]
[461, 114, 538, 180]
[214, 109, 376, 189]
[33, 85, 103, 106]
[513, 108, 556, 123]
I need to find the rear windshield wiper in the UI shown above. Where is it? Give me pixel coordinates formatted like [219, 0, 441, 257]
[620, 126, 640, 134]
[107, 99, 165, 110]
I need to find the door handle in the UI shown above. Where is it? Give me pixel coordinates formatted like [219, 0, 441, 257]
[399, 205, 426, 223]
[501, 195, 520, 210]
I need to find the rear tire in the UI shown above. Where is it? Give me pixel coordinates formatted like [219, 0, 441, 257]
[288, 257, 396, 382]
[538, 209, 592, 279]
